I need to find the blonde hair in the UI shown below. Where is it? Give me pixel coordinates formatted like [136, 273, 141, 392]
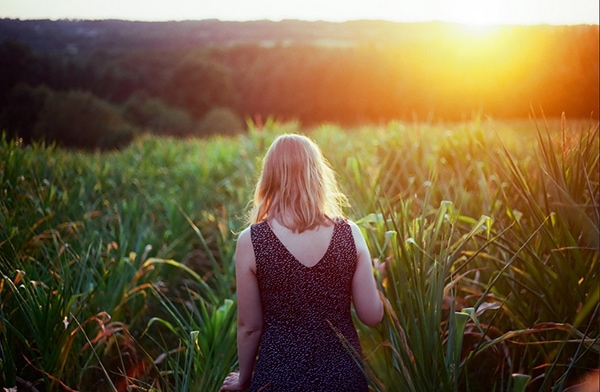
[248, 133, 347, 232]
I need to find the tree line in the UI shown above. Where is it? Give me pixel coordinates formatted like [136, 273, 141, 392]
[0, 20, 598, 149]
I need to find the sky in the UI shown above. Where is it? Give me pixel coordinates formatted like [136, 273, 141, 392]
[0, 0, 598, 26]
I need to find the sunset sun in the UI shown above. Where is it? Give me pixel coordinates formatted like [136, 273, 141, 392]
[447, 0, 505, 27]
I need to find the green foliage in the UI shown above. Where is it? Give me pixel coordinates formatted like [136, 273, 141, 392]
[0, 85, 140, 150]
[163, 57, 240, 120]
[0, 132, 248, 389]
[122, 92, 195, 137]
[474, 119, 600, 390]
[145, 280, 238, 391]
[34, 89, 137, 150]
[196, 107, 245, 137]
[2, 22, 598, 147]
[0, 40, 45, 102]
[356, 201, 495, 391]
[0, 117, 597, 391]
[0, 83, 52, 142]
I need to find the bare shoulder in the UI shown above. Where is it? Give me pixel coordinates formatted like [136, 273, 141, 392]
[235, 226, 255, 269]
[346, 220, 367, 243]
[345, 219, 361, 232]
[237, 226, 252, 246]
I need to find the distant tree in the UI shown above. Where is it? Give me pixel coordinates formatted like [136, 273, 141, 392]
[162, 57, 240, 120]
[122, 92, 195, 137]
[196, 107, 245, 137]
[34, 90, 136, 149]
[0, 40, 44, 104]
[0, 84, 52, 143]
[1, 21, 597, 127]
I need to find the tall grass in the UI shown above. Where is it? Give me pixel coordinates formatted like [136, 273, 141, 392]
[1, 117, 598, 391]
[355, 200, 494, 391]
[338, 118, 599, 391]
[0, 133, 250, 390]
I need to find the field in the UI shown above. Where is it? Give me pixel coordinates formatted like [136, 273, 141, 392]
[0, 117, 598, 391]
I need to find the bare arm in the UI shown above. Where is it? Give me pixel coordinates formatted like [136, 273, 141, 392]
[350, 221, 384, 327]
[220, 227, 264, 391]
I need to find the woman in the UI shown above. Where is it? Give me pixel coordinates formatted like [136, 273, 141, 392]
[220, 134, 384, 392]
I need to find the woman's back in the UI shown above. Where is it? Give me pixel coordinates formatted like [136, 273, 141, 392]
[219, 134, 382, 392]
[267, 218, 335, 268]
[248, 218, 369, 392]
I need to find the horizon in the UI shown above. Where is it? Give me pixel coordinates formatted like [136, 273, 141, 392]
[2, 17, 599, 27]
[1, 0, 598, 26]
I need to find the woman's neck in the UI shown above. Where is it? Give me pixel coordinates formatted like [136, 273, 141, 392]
[270, 212, 331, 233]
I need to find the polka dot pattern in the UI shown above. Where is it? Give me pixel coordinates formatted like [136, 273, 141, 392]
[249, 218, 368, 392]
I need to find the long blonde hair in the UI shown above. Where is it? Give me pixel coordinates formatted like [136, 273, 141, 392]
[248, 134, 347, 232]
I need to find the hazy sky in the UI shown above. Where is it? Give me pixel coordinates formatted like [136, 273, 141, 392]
[0, 0, 598, 25]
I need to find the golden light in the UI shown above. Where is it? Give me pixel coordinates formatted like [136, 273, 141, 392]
[444, 0, 506, 28]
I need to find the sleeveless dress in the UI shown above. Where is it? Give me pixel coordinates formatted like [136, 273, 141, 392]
[249, 219, 369, 392]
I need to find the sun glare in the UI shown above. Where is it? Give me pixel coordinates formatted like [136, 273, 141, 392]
[461, 22, 494, 35]
[446, 0, 506, 28]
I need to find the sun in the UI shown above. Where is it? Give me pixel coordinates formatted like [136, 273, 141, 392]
[445, 0, 506, 28]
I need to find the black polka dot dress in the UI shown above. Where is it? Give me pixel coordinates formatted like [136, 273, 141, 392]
[248, 219, 369, 392]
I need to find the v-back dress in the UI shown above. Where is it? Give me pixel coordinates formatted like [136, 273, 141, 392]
[248, 219, 369, 392]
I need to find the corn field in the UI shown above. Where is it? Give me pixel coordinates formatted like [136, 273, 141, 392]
[0, 116, 598, 391]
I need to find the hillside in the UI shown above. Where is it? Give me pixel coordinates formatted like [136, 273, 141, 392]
[0, 18, 576, 55]
[0, 19, 598, 148]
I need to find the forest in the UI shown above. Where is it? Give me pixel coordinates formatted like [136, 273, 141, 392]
[0, 17, 598, 392]
[0, 18, 598, 148]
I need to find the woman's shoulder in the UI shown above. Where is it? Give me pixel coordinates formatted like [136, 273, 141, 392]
[237, 226, 252, 244]
[248, 220, 268, 233]
[332, 218, 365, 245]
[243, 220, 269, 241]
[331, 216, 358, 230]
[330, 215, 349, 225]
[250, 220, 269, 228]
[331, 217, 365, 242]
[235, 226, 257, 270]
